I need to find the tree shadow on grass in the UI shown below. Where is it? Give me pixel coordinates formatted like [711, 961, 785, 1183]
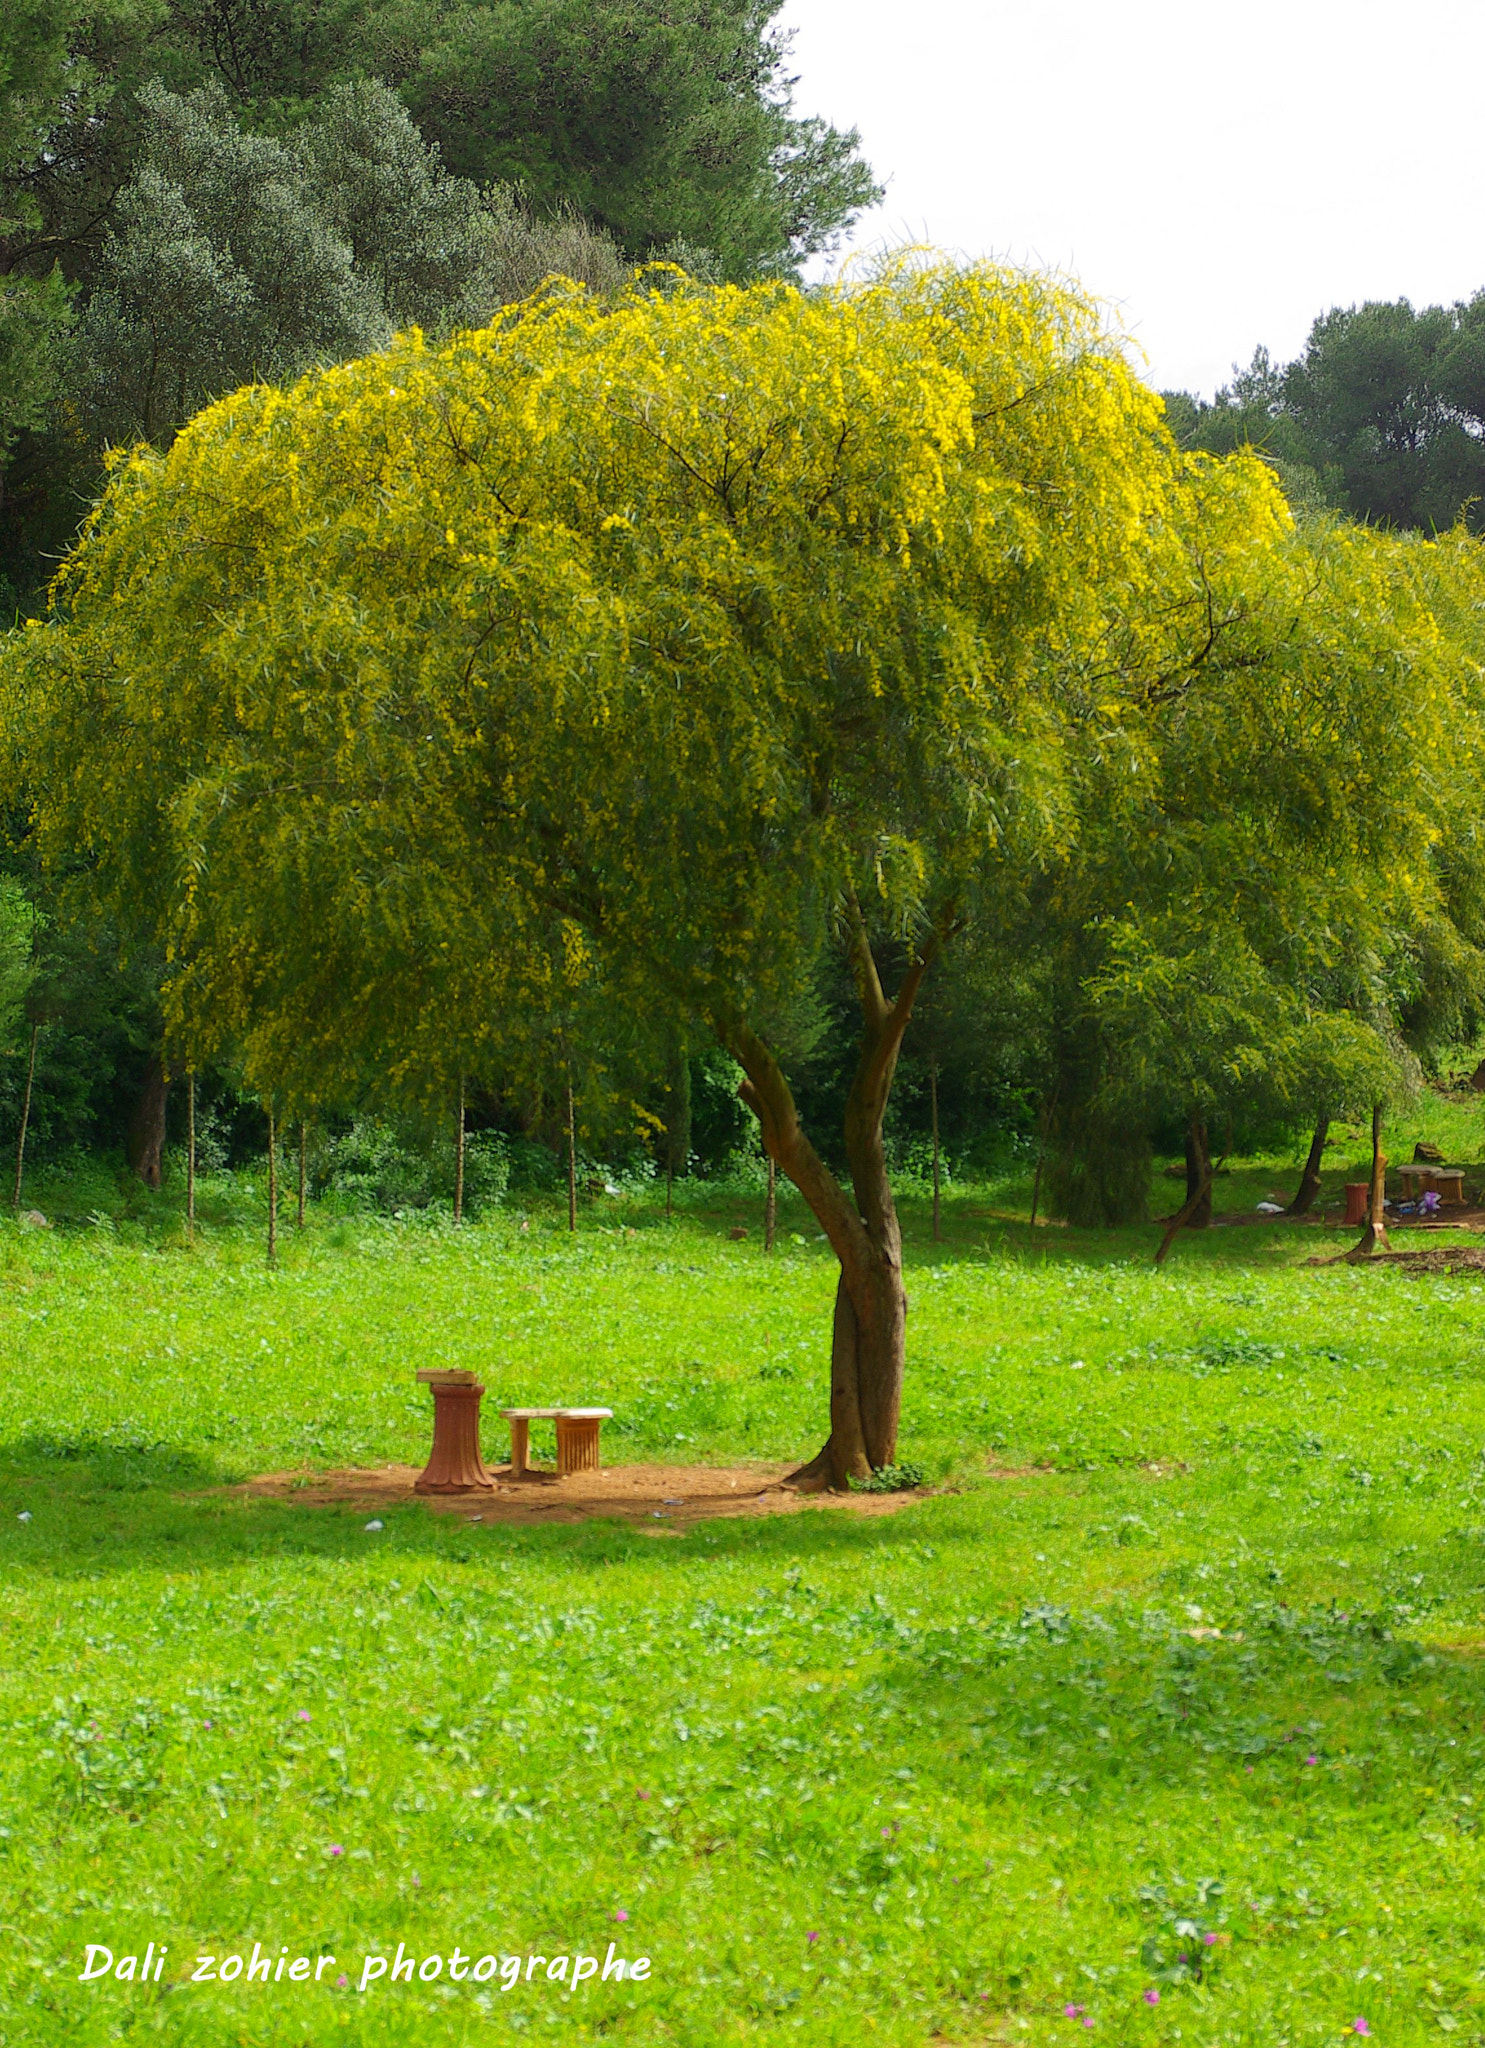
[0, 1434, 951, 1578]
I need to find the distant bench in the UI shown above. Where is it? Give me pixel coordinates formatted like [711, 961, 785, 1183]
[500, 1407, 613, 1478]
[1396, 1164, 1467, 1207]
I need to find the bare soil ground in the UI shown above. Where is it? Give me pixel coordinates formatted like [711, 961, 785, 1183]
[227, 1460, 932, 1528]
[1303, 1245, 1485, 1275]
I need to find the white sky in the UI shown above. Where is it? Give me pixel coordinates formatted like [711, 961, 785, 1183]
[777, 0, 1485, 397]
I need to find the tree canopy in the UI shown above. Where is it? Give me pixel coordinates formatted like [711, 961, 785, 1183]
[14, 257, 1291, 1473]
[19, 258, 1485, 1457]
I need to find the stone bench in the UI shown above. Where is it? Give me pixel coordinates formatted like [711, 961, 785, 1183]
[500, 1406, 614, 1478]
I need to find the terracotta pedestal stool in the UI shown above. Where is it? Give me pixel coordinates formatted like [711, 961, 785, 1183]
[414, 1369, 494, 1493]
[555, 1407, 613, 1477]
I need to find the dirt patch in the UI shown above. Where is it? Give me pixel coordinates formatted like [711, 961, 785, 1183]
[1304, 1245, 1485, 1275]
[225, 1461, 935, 1528]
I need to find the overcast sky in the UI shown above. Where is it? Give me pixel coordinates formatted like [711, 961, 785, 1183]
[777, 0, 1485, 397]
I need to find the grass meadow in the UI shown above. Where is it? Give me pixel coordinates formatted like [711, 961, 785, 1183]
[5, 1104, 1485, 2045]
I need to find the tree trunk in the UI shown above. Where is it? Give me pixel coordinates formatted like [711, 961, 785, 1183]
[453, 1076, 465, 1225]
[726, 898, 935, 1488]
[765, 1156, 776, 1252]
[126, 1052, 169, 1189]
[930, 1058, 941, 1243]
[186, 1073, 196, 1239]
[1349, 1102, 1389, 1258]
[1155, 1162, 1215, 1266]
[266, 1105, 278, 1267]
[1287, 1115, 1329, 1216]
[565, 1075, 577, 1234]
[12, 1019, 37, 1211]
[1183, 1115, 1213, 1227]
[297, 1120, 308, 1229]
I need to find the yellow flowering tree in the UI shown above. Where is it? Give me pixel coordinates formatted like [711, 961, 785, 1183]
[12, 259, 1300, 1483]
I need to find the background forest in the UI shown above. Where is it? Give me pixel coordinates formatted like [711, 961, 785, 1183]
[3, 0, 1485, 1233]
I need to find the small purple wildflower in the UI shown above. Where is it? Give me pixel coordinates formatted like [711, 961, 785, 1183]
[1064, 2006, 1084, 2019]
[1143, 1988, 1160, 2006]
[203, 1719, 213, 1729]
[1177, 1952, 1187, 1964]
[336, 1975, 348, 1988]
[1353, 2025, 1371, 2039]
[614, 1909, 629, 1923]
[297, 1710, 312, 1722]
[1305, 1753, 1318, 1766]
[328, 1844, 344, 1857]
[1203, 1931, 1218, 1947]
[806, 1932, 819, 1944]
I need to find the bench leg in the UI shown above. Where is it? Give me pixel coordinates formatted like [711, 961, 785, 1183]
[555, 1416, 601, 1477]
[509, 1417, 530, 1476]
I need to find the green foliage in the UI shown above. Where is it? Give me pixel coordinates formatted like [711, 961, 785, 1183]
[314, 1118, 510, 1214]
[1169, 296, 1485, 534]
[1024, 514, 1485, 1218]
[0, 875, 35, 1046]
[0, 267, 72, 475]
[849, 1459, 925, 1492]
[75, 77, 577, 448]
[0, 0, 870, 606]
[375, 0, 880, 278]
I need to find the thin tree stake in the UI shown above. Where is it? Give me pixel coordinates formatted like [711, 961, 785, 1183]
[765, 1156, 776, 1253]
[297, 1119, 307, 1230]
[186, 1072, 196, 1240]
[565, 1075, 577, 1234]
[266, 1105, 278, 1267]
[12, 1019, 37, 1212]
[930, 1058, 941, 1243]
[454, 1075, 465, 1225]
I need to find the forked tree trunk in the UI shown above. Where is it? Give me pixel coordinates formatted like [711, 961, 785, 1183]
[1287, 1115, 1329, 1216]
[127, 1052, 169, 1188]
[727, 897, 935, 1489]
[1184, 1115, 1213, 1227]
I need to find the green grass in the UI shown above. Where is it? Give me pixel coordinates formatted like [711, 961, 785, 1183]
[6, 1103, 1485, 2044]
